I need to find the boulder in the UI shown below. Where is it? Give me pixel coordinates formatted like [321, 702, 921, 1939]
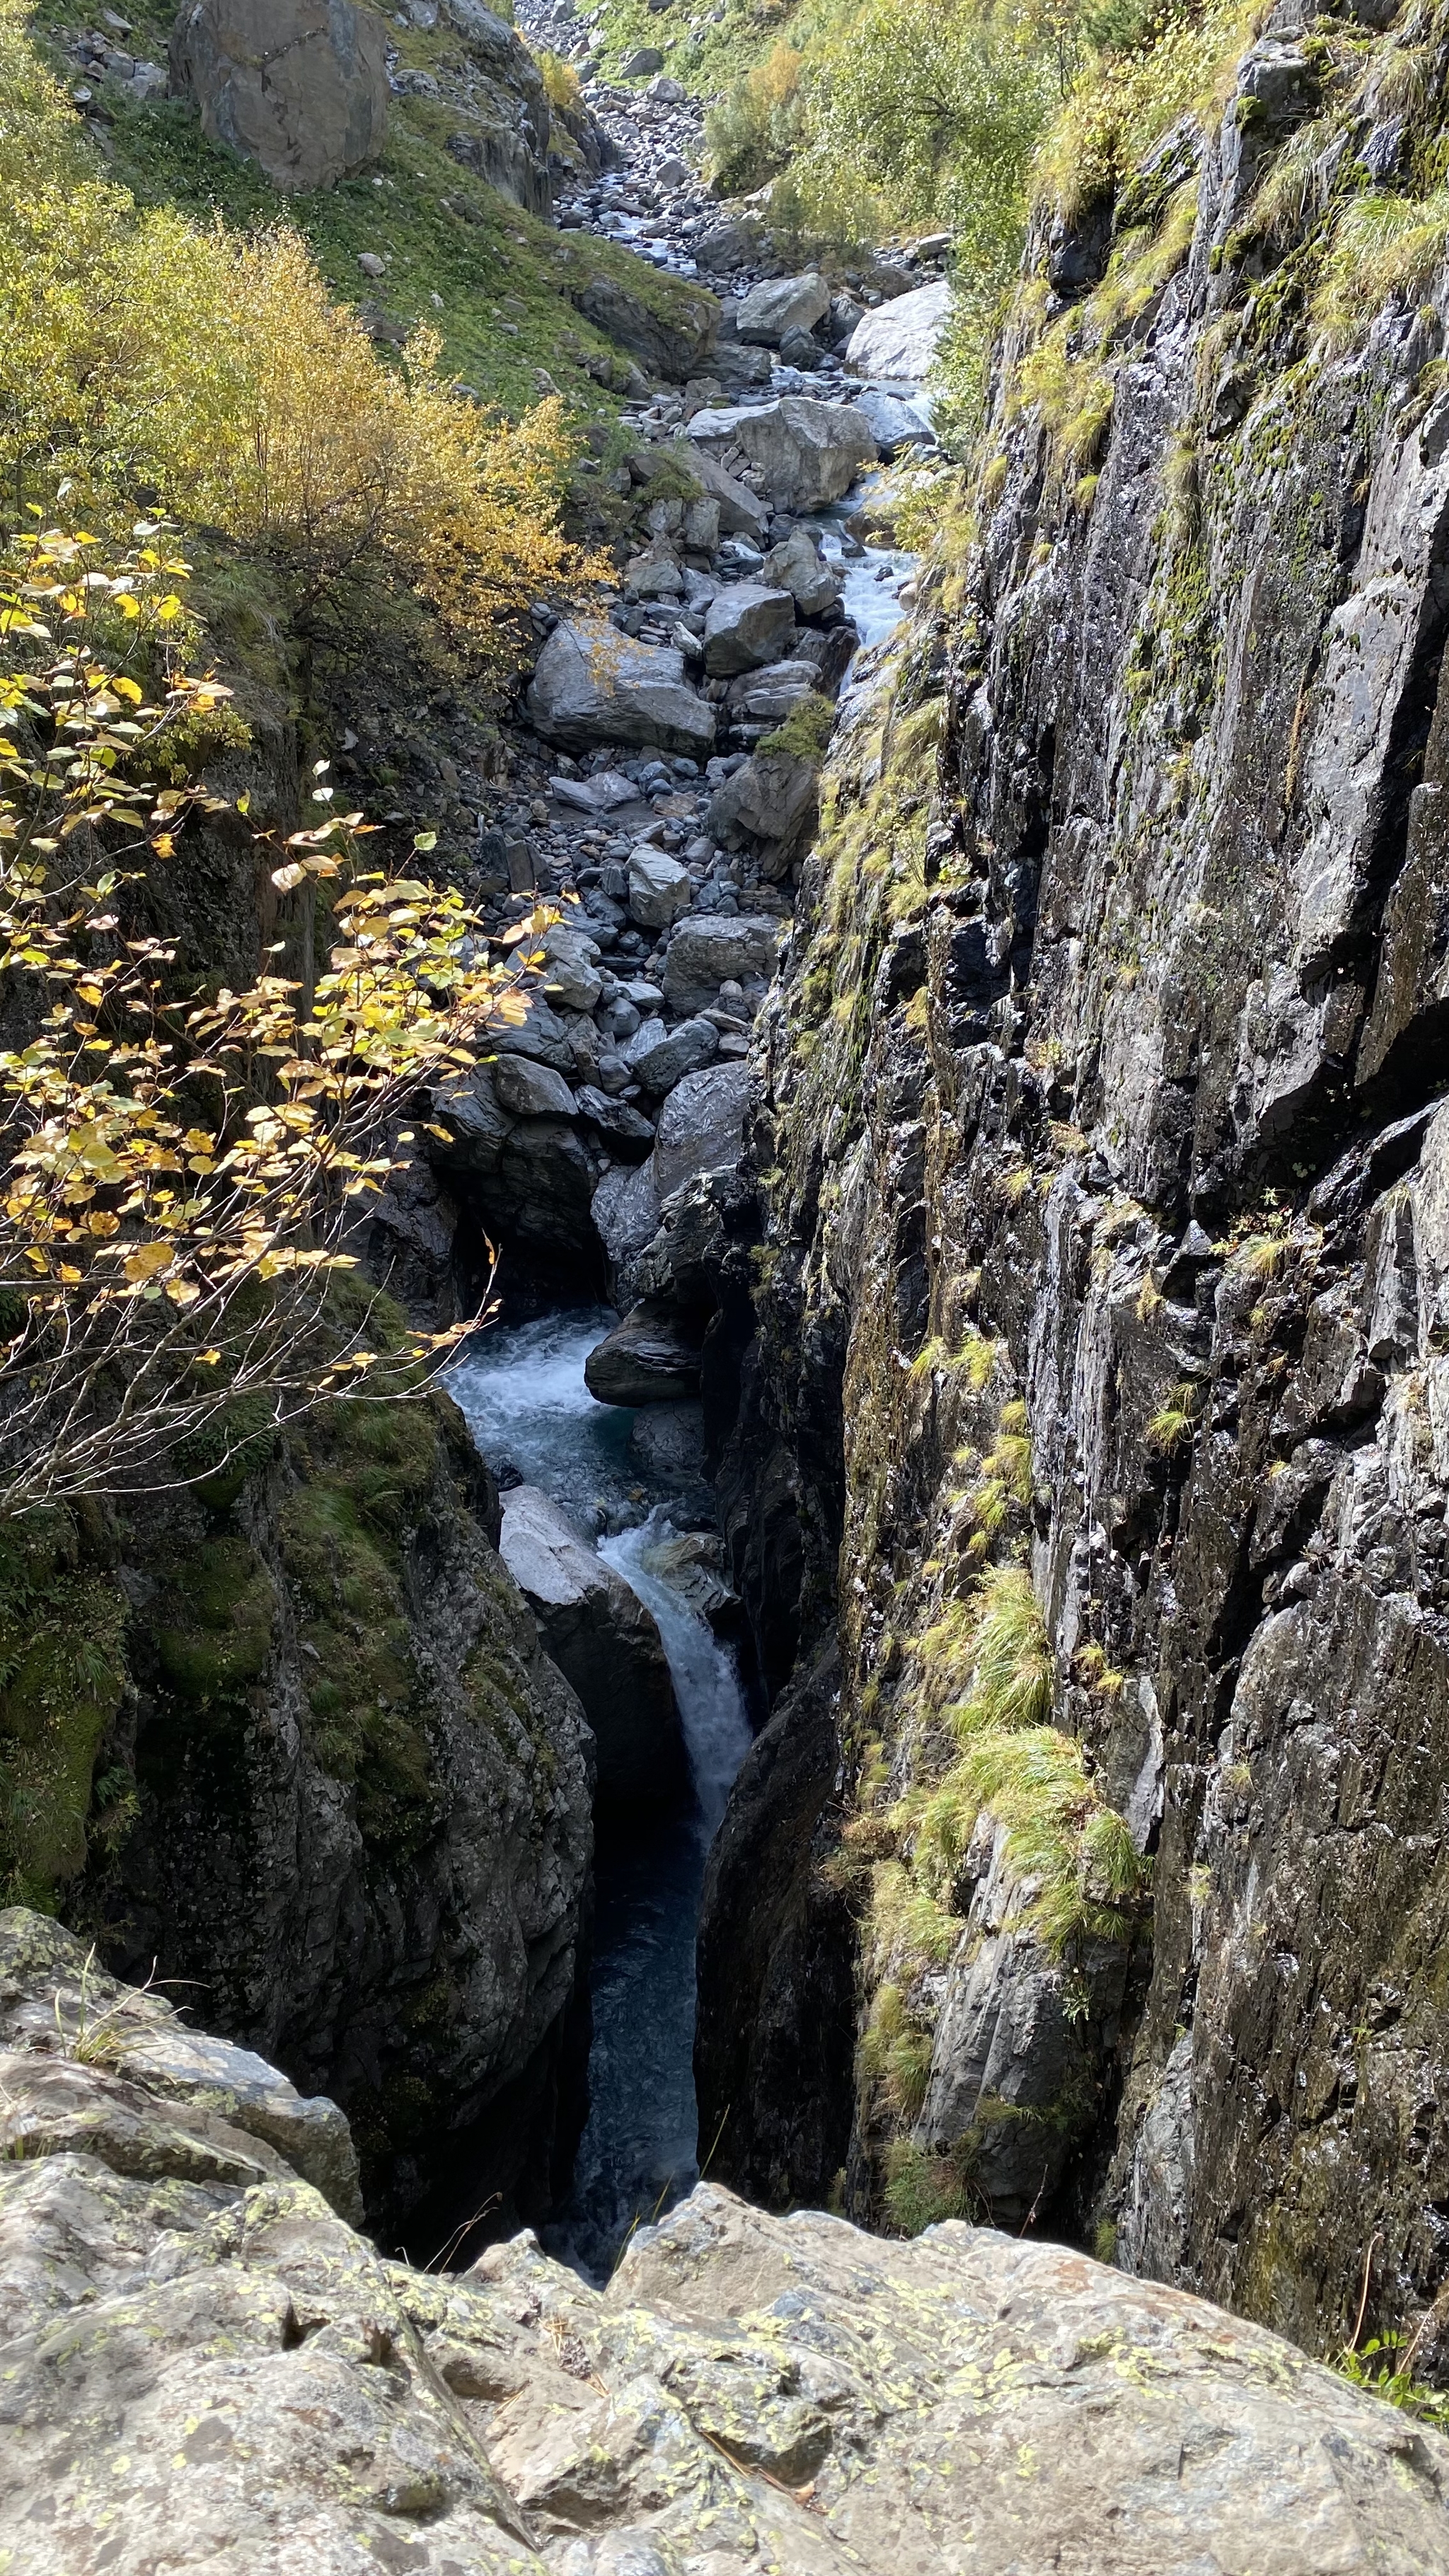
[628, 847, 692, 928]
[526, 618, 715, 758]
[550, 768, 640, 815]
[685, 441, 771, 540]
[735, 271, 831, 346]
[703, 584, 797, 676]
[169, 0, 388, 192]
[844, 277, 951, 379]
[592, 1157, 662, 1298]
[538, 922, 605, 1014]
[487, 1118, 601, 1259]
[623, 1013, 720, 1095]
[653, 1061, 749, 1200]
[575, 1086, 656, 1157]
[662, 914, 783, 1017]
[850, 385, 935, 457]
[708, 751, 819, 867]
[492, 1053, 576, 1119]
[624, 544, 685, 601]
[425, 1061, 512, 1174]
[688, 396, 877, 512]
[620, 42, 664, 73]
[434, 0, 553, 213]
[493, 993, 577, 1073]
[727, 659, 820, 724]
[498, 1486, 687, 1813]
[569, 270, 718, 383]
[6, 1965, 1449, 2576]
[585, 1298, 705, 1403]
[761, 525, 842, 619]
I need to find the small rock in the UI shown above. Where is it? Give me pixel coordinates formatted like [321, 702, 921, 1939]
[492, 1055, 577, 1119]
[357, 250, 386, 277]
[623, 1013, 720, 1094]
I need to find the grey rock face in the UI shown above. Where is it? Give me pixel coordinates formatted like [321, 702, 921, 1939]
[662, 913, 783, 1017]
[6, 1955, 1441, 2576]
[688, 395, 877, 511]
[702, 582, 797, 676]
[727, 657, 821, 724]
[686, 439, 771, 538]
[585, 1299, 704, 1403]
[735, 270, 832, 345]
[432, 0, 553, 212]
[526, 618, 715, 758]
[843, 277, 951, 376]
[699, 8, 1449, 2372]
[497, 1487, 687, 1813]
[849, 386, 935, 458]
[169, 0, 388, 192]
[652, 1061, 749, 1201]
[568, 269, 717, 382]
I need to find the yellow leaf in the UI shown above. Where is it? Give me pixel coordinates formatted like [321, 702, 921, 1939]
[122, 1241, 173, 1283]
[152, 833, 175, 858]
[156, 596, 183, 623]
[271, 862, 307, 892]
[112, 675, 142, 702]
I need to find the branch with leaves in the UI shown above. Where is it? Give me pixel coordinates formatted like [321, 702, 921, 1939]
[0, 524, 550, 1523]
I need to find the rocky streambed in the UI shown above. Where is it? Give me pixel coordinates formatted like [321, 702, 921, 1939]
[388, 35, 942, 2279]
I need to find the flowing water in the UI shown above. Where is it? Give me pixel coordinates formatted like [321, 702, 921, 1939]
[449, 1316, 754, 2281]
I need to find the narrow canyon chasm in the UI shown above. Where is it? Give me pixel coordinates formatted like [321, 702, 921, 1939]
[16, 0, 1449, 2563]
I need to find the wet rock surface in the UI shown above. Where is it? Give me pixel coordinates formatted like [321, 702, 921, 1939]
[4, 1934, 1448, 2576]
[498, 1485, 688, 1815]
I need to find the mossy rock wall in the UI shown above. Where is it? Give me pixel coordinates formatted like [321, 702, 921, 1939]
[698, 1, 1449, 2377]
[22, 1380, 593, 2241]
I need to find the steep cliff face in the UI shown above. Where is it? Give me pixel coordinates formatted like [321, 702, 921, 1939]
[15, 1373, 596, 2244]
[699, 0, 1449, 2367]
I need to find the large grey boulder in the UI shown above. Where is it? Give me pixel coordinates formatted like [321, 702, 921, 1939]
[487, 1117, 601, 1259]
[762, 524, 842, 618]
[169, 0, 388, 192]
[653, 1060, 749, 1199]
[628, 846, 692, 928]
[0, 1910, 362, 2221]
[662, 913, 783, 1016]
[585, 1298, 705, 1403]
[709, 750, 819, 869]
[845, 277, 952, 378]
[492, 1053, 575, 1119]
[434, 0, 553, 214]
[703, 583, 797, 676]
[851, 385, 935, 456]
[736, 271, 831, 345]
[5, 1955, 1445, 2576]
[568, 270, 718, 382]
[497, 1487, 686, 1813]
[623, 1012, 720, 1094]
[526, 618, 715, 758]
[425, 1061, 513, 1174]
[688, 395, 877, 511]
[538, 921, 604, 1014]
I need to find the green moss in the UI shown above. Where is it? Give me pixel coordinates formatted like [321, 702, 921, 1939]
[759, 691, 836, 768]
[883, 2136, 978, 2234]
[154, 1536, 276, 1702]
[0, 1518, 129, 1908]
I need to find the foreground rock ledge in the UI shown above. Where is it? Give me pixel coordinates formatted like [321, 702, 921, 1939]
[1, 1911, 1446, 2575]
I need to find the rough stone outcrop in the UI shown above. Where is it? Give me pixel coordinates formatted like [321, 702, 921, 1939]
[2, 1952, 1446, 2576]
[497, 1484, 688, 1815]
[63, 1385, 591, 2237]
[169, 0, 388, 192]
[694, 0, 1449, 2379]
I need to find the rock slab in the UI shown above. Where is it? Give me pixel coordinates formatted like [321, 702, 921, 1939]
[170, 0, 389, 192]
[1, 1941, 1446, 2576]
[526, 618, 715, 758]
